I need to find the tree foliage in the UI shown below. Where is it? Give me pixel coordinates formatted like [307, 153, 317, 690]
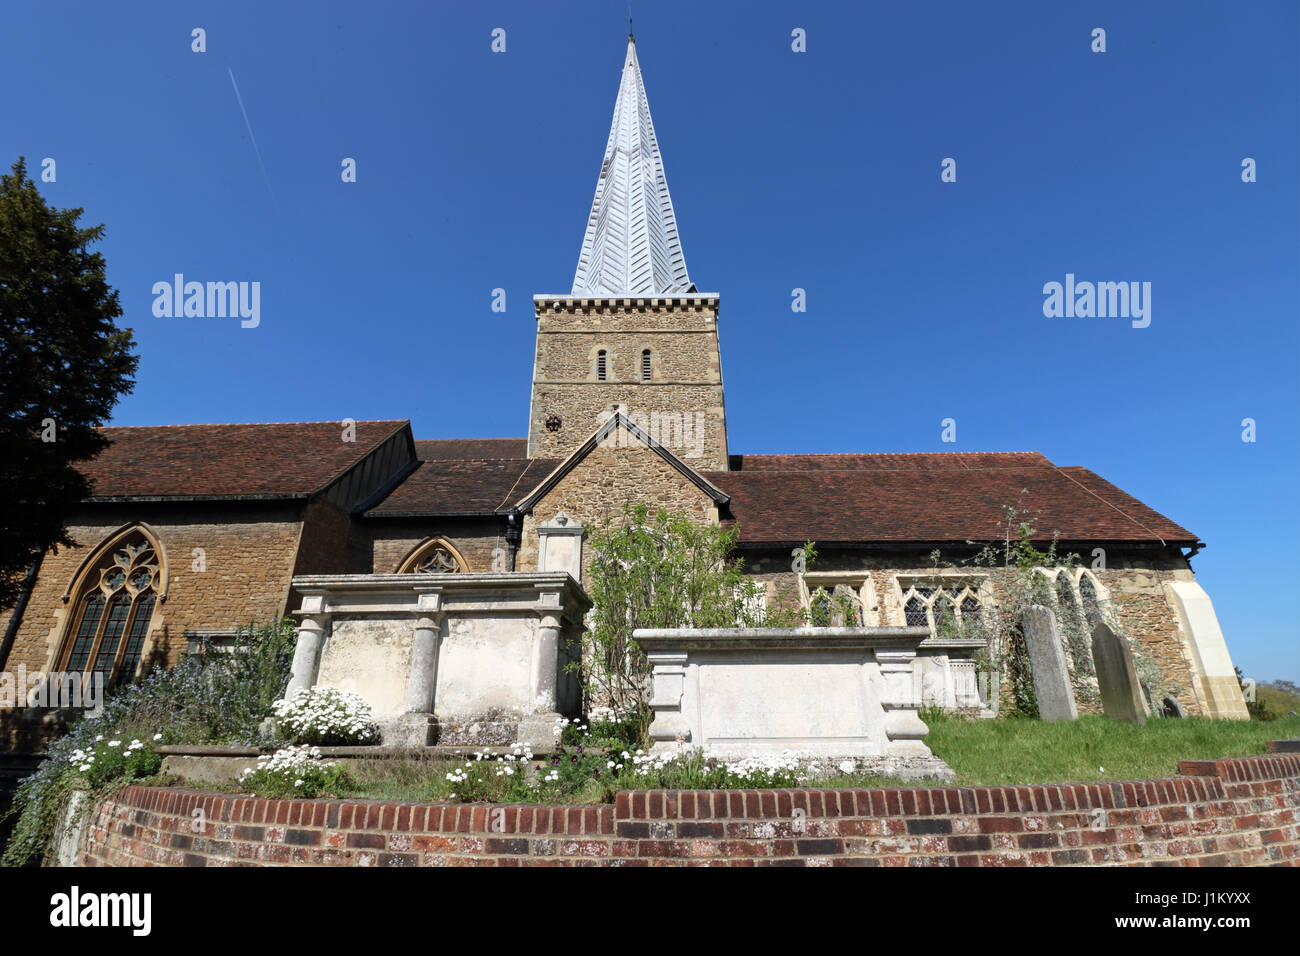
[575, 504, 808, 738]
[0, 158, 137, 608]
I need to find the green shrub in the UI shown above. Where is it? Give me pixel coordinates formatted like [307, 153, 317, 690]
[1, 618, 295, 867]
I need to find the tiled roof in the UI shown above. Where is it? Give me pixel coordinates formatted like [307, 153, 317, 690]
[367, 456, 560, 516]
[415, 438, 528, 460]
[81, 421, 409, 500]
[705, 454, 1197, 546]
[78, 421, 1196, 546]
[727, 452, 1051, 472]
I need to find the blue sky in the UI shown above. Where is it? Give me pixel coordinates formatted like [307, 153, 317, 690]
[3, 1, 1296, 682]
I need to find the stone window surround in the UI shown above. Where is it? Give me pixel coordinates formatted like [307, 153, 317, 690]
[394, 537, 470, 574]
[640, 348, 657, 381]
[883, 571, 991, 634]
[1034, 566, 1111, 610]
[878, 568, 1110, 635]
[42, 522, 169, 686]
[591, 346, 614, 381]
[896, 575, 987, 635]
[797, 571, 879, 626]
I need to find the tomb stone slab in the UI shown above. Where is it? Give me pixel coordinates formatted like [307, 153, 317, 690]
[1021, 605, 1077, 722]
[1090, 621, 1146, 726]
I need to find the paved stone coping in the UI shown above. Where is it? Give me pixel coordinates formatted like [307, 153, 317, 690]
[633, 626, 929, 651]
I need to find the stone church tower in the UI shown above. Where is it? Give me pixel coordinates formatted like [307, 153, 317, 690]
[526, 35, 729, 472]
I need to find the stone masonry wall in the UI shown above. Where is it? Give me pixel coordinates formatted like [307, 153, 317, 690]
[740, 546, 1205, 717]
[368, 517, 509, 575]
[517, 435, 717, 579]
[77, 752, 1300, 867]
[528, 301, 728, 470]
[0, 503, 305, 681]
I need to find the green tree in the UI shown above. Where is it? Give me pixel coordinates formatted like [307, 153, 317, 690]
[1235, 666, 1275, 721]
[576, 503, 809, 740]
[0, 158, 137, 611]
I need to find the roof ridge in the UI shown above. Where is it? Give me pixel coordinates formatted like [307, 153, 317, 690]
[734, 451, 1045, 458]
[102, 419, 408, 429]
[708, 467, 1050, 475]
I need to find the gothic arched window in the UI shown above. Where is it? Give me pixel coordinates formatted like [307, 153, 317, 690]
[897, 578, 984, 637]
[904, 596, 928, 628]
[597, 350, 608, 381]
[395, 538, 468, 574]
[60, 534, 161, 688]
[641, 349, 652, 381]
[1078, 572, 1102, 624]
[1054, 573, 1081, 620]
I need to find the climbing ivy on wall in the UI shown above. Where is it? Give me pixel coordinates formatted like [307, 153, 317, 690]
[925, 501, 1170, 720]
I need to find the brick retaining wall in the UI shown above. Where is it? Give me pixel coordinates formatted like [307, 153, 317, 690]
[77, 753, 1299, 867]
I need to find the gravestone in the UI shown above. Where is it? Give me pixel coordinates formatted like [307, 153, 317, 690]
[1162, 695, 1185, 718]
[1089, 621, 1146, 726]
[1021, 606, 1077, 721]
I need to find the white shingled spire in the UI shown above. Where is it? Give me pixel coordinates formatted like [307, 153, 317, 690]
[571, 35, 694, 297]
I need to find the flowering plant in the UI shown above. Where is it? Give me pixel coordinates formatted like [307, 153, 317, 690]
[67, 734, 164, 789]
[272, 687, 380, 746]
[622, 747, 809, 789]
[442, 744, 540, 802]
[238, 745, 348, 798]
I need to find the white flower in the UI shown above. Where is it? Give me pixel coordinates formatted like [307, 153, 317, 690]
[107, 739, 121, 748]
[839, 760, 855, 774]
[153, 733, 163, 741]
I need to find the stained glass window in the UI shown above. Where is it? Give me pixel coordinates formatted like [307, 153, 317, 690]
[61, 536, 159, 689]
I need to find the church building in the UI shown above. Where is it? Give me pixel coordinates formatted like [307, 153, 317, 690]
[0, 36, 1249, 742]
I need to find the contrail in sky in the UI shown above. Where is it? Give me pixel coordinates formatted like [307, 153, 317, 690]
[227, 67, 276, 205]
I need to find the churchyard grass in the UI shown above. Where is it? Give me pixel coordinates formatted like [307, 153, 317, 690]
[923, 711, 1300, 785]
[222, 711, 1300, 803]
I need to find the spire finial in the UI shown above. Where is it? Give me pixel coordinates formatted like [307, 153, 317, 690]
[628, 7, 634, 42]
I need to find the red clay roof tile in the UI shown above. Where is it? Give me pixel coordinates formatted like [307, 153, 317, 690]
[366, 456, 560, 516]
[705, 455, 1196, 545]
[81, 421, 409, 499]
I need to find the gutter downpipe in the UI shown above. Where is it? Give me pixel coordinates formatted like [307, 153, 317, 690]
[505, 512, 522, 572]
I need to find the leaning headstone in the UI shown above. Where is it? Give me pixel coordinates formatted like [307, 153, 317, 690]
[1089, 620, 1146, 726]
[1162, 696, 1185, 719]
[1021, 606, 1078, 722]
